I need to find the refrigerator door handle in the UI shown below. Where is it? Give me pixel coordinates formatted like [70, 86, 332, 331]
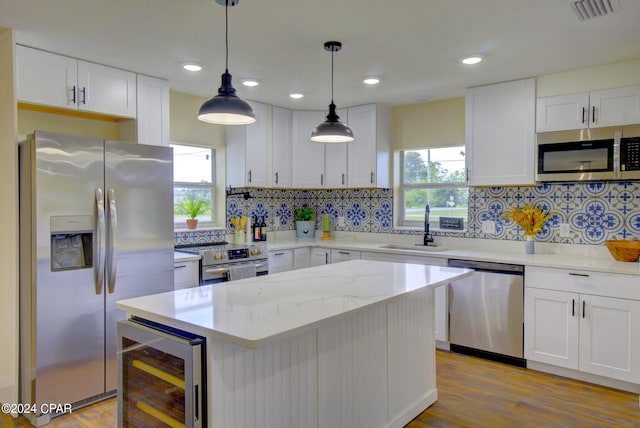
[95, 188, 106, 295]
[107, 188, 119, 294]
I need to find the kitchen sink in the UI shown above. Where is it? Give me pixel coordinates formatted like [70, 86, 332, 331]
[379, 244, 448, 252]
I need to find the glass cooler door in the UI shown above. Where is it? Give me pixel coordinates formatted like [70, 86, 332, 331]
[117, 317, 206, 428]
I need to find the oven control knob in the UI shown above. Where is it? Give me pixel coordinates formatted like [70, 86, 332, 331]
[251, 248, 262, 256]
[214, 252, 224, 260]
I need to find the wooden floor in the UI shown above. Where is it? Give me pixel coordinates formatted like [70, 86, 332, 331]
[2, 350, 639, 427]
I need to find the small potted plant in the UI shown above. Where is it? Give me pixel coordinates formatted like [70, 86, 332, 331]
[294, 207, 316, 239]
[179, 198, 209, 229]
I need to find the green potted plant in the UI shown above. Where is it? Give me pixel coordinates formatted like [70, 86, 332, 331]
[294, 207, 316, 239]
[178, 198, 209, 229]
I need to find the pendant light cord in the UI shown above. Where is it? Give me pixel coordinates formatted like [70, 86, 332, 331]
[225, 0, 229, 73]
[330, 49, 334, 104]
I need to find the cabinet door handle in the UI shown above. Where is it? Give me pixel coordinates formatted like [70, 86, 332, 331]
[465, 167, 470, 183]
[248, 170, 252, 183]
[320, 174, 324, 186]
[71, 85, 77, 104]
[370, 171, 375, 184]
[581, 107, 586, 124]
[275, 172, 279, 184]
[571, 299, 576, 317]
[325, 253, 328, 264]
[81, 87, 87, 105]
[582, 300, 586, 318]
[342, 173, 345, 185]
[591, 106, 596, 124]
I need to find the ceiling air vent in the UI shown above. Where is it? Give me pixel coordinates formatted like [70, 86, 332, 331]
[571, 0, 621, 21]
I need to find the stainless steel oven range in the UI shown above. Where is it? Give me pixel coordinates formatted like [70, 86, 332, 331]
[176, 242, 268, 285]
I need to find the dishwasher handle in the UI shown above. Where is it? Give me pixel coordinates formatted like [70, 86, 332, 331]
[447, 259, 524, 275]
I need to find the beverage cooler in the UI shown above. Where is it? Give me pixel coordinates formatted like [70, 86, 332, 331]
[117, 317, 207, 427]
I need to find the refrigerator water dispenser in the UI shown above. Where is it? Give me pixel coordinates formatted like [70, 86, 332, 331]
[50, 215, 93, 271]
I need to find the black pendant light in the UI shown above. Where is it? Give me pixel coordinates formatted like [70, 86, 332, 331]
[310, 41, 354, 143]
[197, 0, 255, 125]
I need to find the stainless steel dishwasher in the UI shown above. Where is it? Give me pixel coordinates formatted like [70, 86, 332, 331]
[448, 259, 525, 367]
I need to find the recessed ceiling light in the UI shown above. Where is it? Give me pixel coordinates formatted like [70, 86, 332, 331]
[182, 62, 202, 72]
[363, 77, 380, 85]
[241, 79, 259, 87]
[289, 93, 304, 99]
[461, 56, 483, 65]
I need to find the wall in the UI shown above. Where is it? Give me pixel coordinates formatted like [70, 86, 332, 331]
[17, 109, 122, 141]
[225, 182, 640, 246]
[170, 90, 227, 226]
[537, 58, 640, 97]
[0, 27, 18, 406]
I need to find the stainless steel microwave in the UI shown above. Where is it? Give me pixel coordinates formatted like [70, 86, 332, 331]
[535, 125, 640, 181]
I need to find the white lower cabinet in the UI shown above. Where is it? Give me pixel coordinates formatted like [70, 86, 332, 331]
[268, 249, 293, 274]
[293, 247, 311, 270]
[525, 267, 640, 384]
[173, 259, 199, 290]
[310, 248, 331, 266]
[330, 249, 361, 263]
[361, 251, 449, 346]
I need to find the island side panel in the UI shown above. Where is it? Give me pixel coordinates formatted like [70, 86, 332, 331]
[388, 287, 437, 427]
[208, 330, 317, 428]
[317, 304, 387, 428]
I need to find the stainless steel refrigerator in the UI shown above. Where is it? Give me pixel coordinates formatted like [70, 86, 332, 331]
[19, 131, 174, 424]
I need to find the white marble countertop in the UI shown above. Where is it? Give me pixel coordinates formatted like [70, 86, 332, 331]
[265, 233, 640, 276]
[116, 260, 471, 349]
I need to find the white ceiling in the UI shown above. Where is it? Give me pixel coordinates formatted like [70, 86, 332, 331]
[2, 0, 640, 110]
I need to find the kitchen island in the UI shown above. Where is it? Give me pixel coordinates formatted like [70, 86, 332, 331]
[116, 259, 471, 428]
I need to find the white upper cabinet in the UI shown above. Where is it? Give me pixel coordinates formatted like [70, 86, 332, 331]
[16, 45, 136, 118]
[589, 85, 640, 127]
[136, 75, 170, 146]
[347, 104, 391, 188]
[465, 78, 536, 186]
[292, 110, 327, 188]
[324, 108, 348, 188]
[272, 106, 292, 188]
[226, 101, 269, 187]
[536, 93, 590, 132]
[536, 85, 640, 132]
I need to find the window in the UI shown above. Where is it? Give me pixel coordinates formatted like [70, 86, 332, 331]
[171, 143, 216, 227]
[398, 146, 468, 228]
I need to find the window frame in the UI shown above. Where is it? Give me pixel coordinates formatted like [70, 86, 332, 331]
[397, 147, 468, 230]
[171, 143, 216, 229]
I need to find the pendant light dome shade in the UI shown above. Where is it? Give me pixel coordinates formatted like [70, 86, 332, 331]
[310, 102, 354, 142]
[198, 71, 256, 125]
[197, 0, 255, 125]
[310, 41, 354, 143]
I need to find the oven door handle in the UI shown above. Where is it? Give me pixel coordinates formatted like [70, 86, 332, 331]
[204, 267, 230, 275]
[204, 260, 268, 276]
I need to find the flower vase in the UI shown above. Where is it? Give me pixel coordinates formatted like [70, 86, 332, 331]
[235, 230, 246, 244]
[525, 235, 535, 254]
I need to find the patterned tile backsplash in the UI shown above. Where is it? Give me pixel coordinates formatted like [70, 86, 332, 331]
[225, 182, 640, 246]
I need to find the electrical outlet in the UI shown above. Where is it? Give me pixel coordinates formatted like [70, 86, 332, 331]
[559, 223, 571, 237]
[274, 216, 280, 227]
[338, 216, 345, 227]
[482, 220, 496, 234]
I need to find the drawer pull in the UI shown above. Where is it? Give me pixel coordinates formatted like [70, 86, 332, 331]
[274, 252, 285, 256]
[569, 273, 589, 277]
[174, 265, 187, 269]
[338, 251, 350, 255]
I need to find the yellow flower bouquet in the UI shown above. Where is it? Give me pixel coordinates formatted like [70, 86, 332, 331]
[502, 204, 554, 237]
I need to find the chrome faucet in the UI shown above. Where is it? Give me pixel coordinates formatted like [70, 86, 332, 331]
[423, 204, 434, 246]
